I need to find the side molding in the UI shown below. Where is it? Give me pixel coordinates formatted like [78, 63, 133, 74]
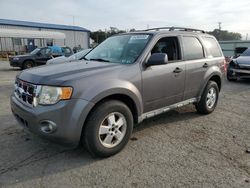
[138, 98, 197, 123]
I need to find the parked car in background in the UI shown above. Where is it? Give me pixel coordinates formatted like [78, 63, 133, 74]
[227, 47, 250, 81]
[46, 49, 91, 65]
[9, 46, 73, 69]
[11, 27, 225, 157]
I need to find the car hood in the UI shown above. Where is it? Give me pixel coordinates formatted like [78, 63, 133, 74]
[47, 56, 68, 64]
[236, 56, 250, 65]
[18, 60, 122, 85]
[12, 54, 32, 59]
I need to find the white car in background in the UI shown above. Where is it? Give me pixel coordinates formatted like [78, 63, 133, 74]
[46, 49, 91, 65]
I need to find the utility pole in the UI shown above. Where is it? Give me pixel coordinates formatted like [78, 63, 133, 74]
[218, 22, 222, 30]
[218, 22, 222, 41]
[246, 33, 248, 40]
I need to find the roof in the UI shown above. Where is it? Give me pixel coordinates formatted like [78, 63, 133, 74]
[0, 28, 65, 39]
[0, 19, 90, 32]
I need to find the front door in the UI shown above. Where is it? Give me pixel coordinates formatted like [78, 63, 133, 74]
[142, 36, 186, 113]
[36, 48, 52, 65]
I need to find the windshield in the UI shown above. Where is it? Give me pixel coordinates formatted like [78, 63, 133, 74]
[85, 34, 152, 64]
[240, 48, 250, 56]
[68, 49, 91, 61]
[30, 48, 40, 55]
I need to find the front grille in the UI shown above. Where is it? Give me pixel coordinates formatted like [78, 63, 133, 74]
[14, 79, 36, 107]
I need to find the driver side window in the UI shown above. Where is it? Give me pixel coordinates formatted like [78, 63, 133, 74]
[40, 48, 52, 56]
[151, 37, 181, 61]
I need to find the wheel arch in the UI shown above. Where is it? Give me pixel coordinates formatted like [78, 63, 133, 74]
[89, 93, 139, 124]
[198, 72, 222, 99]
[209, 74, 221, 91]
[79, 92, 140, 144]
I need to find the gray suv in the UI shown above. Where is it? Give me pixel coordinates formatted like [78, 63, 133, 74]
[11, 27, 225, 157]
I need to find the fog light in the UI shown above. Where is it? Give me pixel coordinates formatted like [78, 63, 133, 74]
[40, 120, 57, 134]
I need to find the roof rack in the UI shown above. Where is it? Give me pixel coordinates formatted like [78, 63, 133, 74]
[143, 27, 205, 33]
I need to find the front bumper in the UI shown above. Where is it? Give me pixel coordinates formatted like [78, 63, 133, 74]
[10, 94, 94, 146]
[9, 60, 22, 67]
[230, 68, 250, 78]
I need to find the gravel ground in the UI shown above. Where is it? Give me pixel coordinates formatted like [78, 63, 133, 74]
[0, 61, 249, 188]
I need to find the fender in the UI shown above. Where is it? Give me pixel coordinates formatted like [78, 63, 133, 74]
[79, 79, 143, 117]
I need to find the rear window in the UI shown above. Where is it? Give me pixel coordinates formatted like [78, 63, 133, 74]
[203, 37, 222, 57]
[182, 36, 204, 60]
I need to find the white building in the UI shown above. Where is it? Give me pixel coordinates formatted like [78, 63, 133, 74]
[0, 19, 90, 54]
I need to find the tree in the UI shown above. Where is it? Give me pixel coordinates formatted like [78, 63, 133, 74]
[207, 29, 242, 41]
[90, 28, 126, 44]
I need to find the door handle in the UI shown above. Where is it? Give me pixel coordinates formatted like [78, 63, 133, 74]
[173, 67, 183, 73]
[203, 63, 209, 68]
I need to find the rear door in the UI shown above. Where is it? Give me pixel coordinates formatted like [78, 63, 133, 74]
[142, 36, 186, 112]
[181, 35, 209, 100]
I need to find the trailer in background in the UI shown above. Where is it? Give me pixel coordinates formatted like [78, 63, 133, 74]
[219, 40, 250, 57]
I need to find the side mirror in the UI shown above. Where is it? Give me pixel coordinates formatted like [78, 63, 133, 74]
[146, 53, 168, 66]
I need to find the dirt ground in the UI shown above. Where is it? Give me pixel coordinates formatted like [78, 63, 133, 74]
[0, 61, 249, 188]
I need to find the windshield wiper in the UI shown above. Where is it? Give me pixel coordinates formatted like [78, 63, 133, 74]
[82, 57, 88, 60]
[89, 58, 110, 62]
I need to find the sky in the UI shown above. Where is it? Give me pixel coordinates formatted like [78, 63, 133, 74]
[0, 0, 250, 38]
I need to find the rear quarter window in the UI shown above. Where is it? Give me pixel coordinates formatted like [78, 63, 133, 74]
[202, 37, 222, 57]
[182, 36, 204, 60]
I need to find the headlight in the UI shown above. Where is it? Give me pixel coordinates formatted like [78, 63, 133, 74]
[34, 86, 73, 106]
[13, 57, 19, 61]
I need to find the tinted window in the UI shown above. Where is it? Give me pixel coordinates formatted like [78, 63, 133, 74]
[182, 36, 204, 60]
[151, 37, 180, 61]
[203, 37, 222, 57]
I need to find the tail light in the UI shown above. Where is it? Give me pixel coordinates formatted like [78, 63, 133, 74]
[223, 59, 227, 72]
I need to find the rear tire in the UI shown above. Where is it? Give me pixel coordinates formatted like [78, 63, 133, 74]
[22, 61, 34, 70]
[196, 81, 219, 114]
[82, 100, 133, 158]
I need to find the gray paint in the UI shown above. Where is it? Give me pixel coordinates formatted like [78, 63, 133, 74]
[11, 30, 224, 146]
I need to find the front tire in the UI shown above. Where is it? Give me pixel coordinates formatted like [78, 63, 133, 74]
[22, 61, 34, 70]
[196, 81, 219, 114]
[82, 100, 133, 158]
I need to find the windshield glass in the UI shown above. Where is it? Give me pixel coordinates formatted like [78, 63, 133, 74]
[30, 48, 40, 55]
[240, 48, 250, 56]
[85, 34, 152, 64]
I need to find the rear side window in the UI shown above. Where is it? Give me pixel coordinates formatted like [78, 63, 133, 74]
[203, 37, 222, 57]
[182, 36, 204, 60]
